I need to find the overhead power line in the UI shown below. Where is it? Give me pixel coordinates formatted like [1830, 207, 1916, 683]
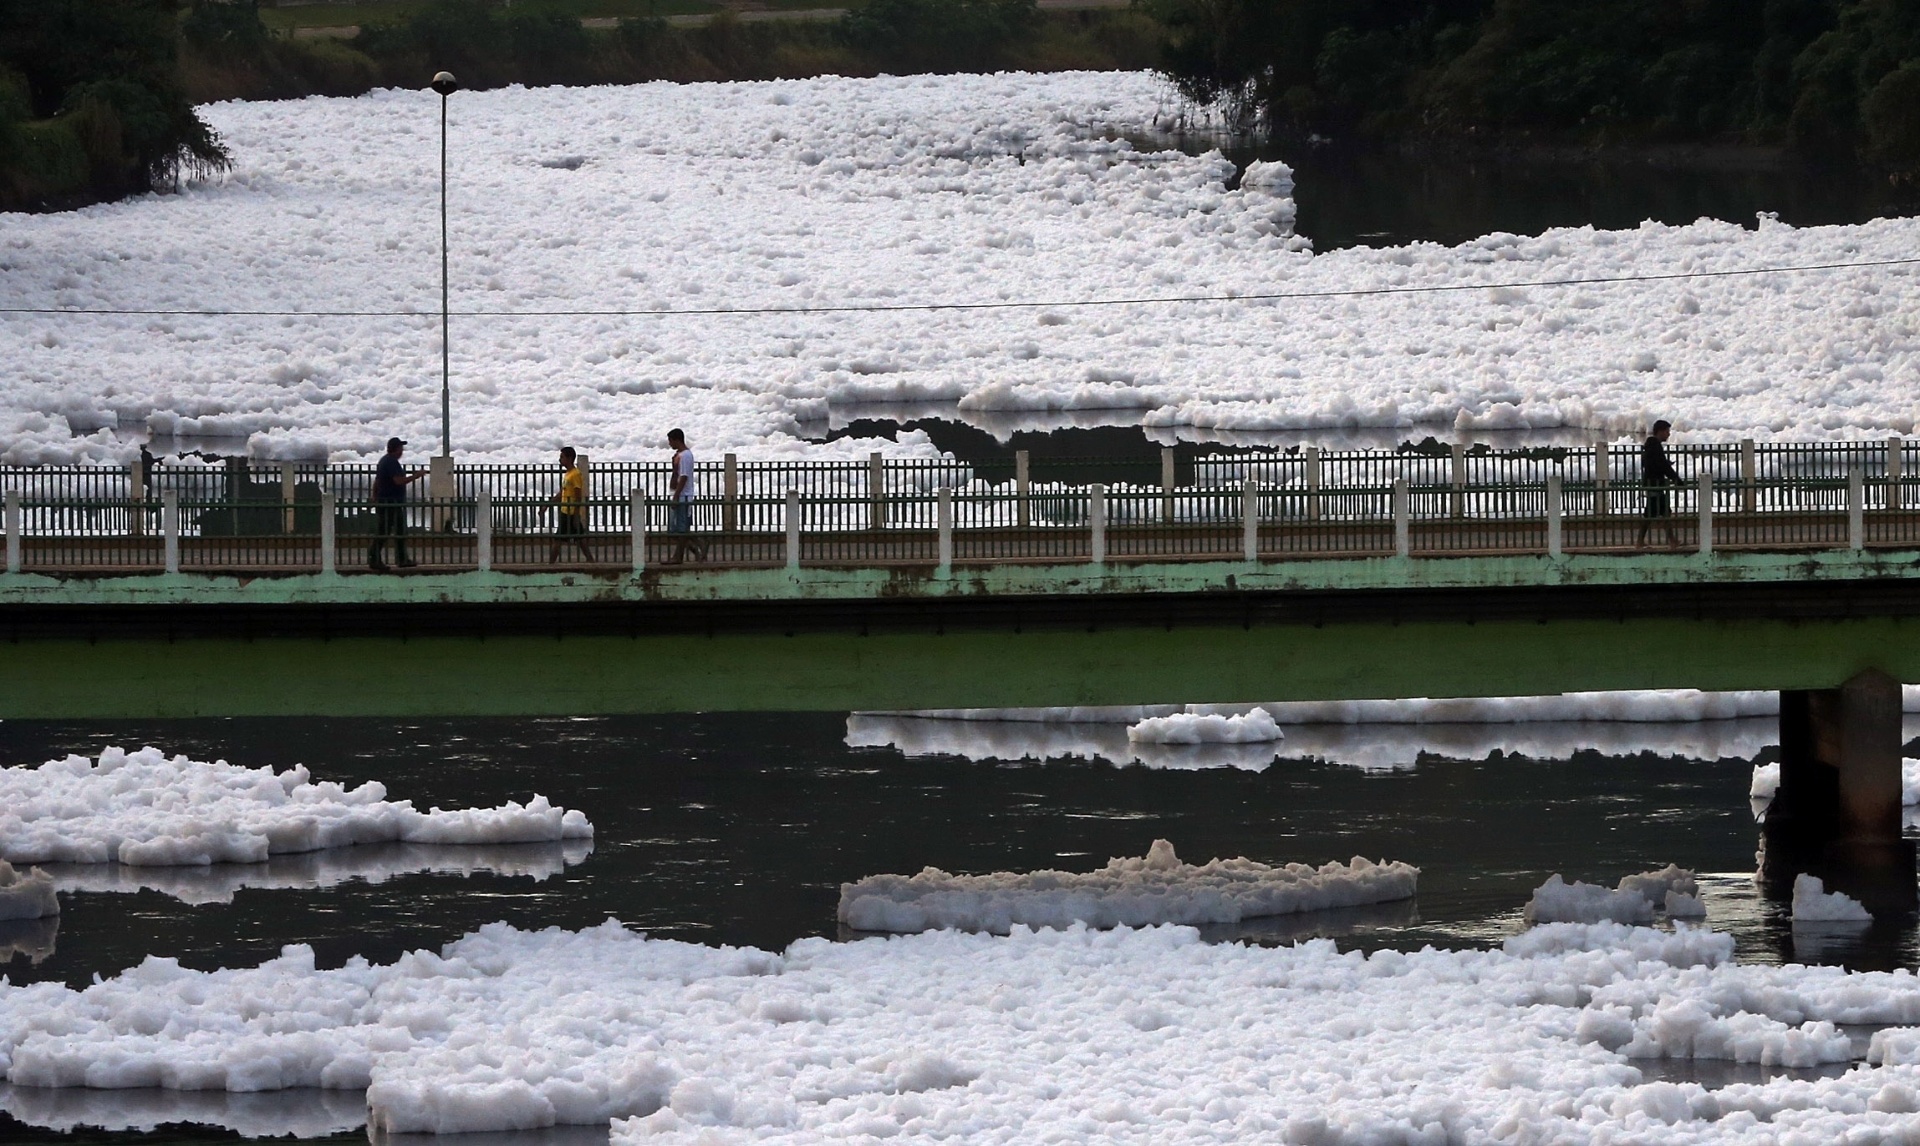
[2, 255, 1915, 319]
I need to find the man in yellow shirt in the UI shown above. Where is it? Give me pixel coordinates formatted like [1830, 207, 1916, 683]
[548, 446, 595, 564]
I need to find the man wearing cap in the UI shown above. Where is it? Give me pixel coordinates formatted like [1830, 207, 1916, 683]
[370, 437, 426, 572]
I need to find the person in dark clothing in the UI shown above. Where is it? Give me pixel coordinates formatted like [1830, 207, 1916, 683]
[1637, 419, 1681, 549]
[370, 437, 426, 572]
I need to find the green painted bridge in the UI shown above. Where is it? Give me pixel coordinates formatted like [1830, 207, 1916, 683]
[5, 548, 1920, 718]
[9, 438, 1920, 718]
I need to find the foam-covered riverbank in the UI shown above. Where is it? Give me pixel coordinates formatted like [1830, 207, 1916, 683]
[5, 73, 1918, 463]
[10, 918, 1920, 1141]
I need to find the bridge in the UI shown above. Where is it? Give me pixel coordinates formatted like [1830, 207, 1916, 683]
[5, 436, 1920, 907]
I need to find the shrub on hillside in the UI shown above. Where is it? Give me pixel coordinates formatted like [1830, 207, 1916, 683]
[842, 0, 1039, 72]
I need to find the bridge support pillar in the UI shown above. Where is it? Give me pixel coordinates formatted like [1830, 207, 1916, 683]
[1760, 668, 1915, 915]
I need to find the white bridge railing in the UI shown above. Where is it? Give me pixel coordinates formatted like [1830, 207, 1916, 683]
[0, 439, 1913, 575]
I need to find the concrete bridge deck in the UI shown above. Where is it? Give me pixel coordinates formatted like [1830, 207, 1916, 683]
[4, 547, 1920, 717]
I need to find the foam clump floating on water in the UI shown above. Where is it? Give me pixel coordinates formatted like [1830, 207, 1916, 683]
[1792, 873, 1874, 923]
[1125, 707, 1283, 744]
[12, 917, 1920, 1139]
[0, 862, 58, 921]
[1524, 865, 1699, 925]
[836, 839, 1415, 933]
[0, 746, 592, 866]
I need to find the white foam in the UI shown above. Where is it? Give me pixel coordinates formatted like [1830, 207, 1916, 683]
[1524, 866, 1700, 925]
[850, 711, 1776, 773]
[1125, 707, 1283, 744]
[884, 690, 1784, 727]
[1791, 873, 1874, 923]
[0, 863, 57, 922]
[14, 918, 1920, 1140]
[0, 746, 592, 867]
[8, 75, 1920, 463]
[837, 840, 1417, 933]
[1754, 759, 1920, 805]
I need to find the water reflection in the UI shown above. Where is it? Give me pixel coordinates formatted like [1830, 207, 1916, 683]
[375, 1127, 609, 1146]
[849, 712, 1777, 775]
[1155, 136, 1920, 252]
[804, 402, 1604, 453]
[43, 840, 594, 906]
[0, 917, 57, 965]
[1191, 898, 1421, 947]
[0, 1083, 366, 1138]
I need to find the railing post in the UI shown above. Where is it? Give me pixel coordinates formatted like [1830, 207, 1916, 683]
[936, 487, 953, 573]
[1242, 479, 1259, 562]
[1888, 436, 1904, 511]
[1393, 478, 1410, 558]
[1305, 446, 1321, 521]
[1594, 439, 1610, 516]
[4, 491, 18, 574]
[1850, 467, 1865, 551]
[281, 461, 297, 535]
[723, 453, 739, 533]
[162, 491, 180, 574]
[1697, 473, 1714, 557]
[786, 488, 801, 570]
[631, 489, 646, 573]
[128, 460, 145, 538]
[1160, 446, 1175, 524]
[319, 490, 336, 574]
[1089, 483, 1106, 564]
[1449, 441, 1466, 519]
[868, 452, 885, 531]
[1740, 439, 1757, 515]
[1015, 449, 1031, 528]
[429, 454, 454, 533]
[475, 489, 492, 572]
[1547, 474, 1563, 558]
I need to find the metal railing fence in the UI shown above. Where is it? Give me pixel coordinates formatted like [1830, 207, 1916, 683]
[7, 441, 1920, 575]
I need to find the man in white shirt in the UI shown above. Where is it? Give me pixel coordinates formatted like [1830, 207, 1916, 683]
[665, 427, 706, 564]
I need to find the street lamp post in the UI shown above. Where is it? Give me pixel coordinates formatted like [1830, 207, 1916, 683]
[431, 71, 459, 459]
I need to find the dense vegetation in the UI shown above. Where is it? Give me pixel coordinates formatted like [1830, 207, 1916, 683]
[1146, 0, 1920, 174]
[11, 0, 1919, 212]
[0, 0, 231, 211]
[181, 0, 1157, 101]
[0, 0, 1156, 211]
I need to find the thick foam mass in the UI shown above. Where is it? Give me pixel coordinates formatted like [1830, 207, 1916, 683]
[6, 74, 1920, 464]
[1524, 867, 1700, 925]
[837, 840, 1418, 933]
[0, 863, 58, 921]
[12, 918, 1920, 1141]
[0, 746, 592, 866]
[1126, 707, 1284, 744]
[1793, 874, 1874, 923]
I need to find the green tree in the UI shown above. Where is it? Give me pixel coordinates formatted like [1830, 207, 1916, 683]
[1147, 0, 1920, 173]
[0, 0, 230, 207]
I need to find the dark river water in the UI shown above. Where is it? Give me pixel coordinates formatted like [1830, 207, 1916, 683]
[1240, 142, 1920, 253]
[3, 714, 1918, 1144]
[0, 714, 1908, 987]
